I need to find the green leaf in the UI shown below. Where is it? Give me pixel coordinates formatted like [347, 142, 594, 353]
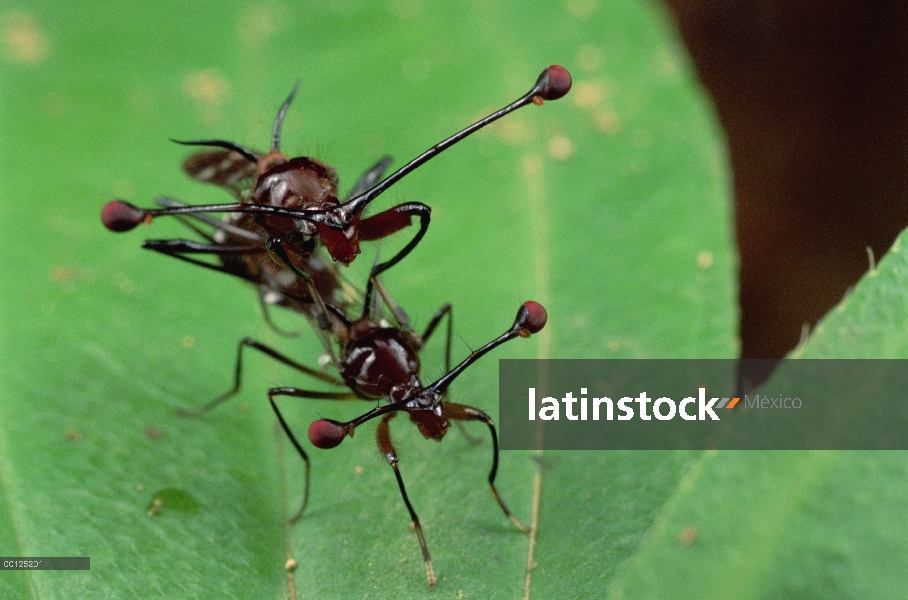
[791, 235, 908, 359]
[603, 235, 908, 598]
[0, 0, 733, 597]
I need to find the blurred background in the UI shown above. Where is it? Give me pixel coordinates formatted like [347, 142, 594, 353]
[664, 0, 908, 364]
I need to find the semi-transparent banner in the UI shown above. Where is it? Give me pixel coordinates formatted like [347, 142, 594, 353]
[498, 359, 908, 450]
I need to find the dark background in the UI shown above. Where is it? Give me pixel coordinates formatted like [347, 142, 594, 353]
[663, 0, 908, 361]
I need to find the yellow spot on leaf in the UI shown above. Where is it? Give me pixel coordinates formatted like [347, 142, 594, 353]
[118, 277, 135, 294]
[577, 45, 603, 72]
[594, 108, 620, 133]
[678, 524, 699, 546]
[565, 0, 597, 18]
[521, 154, 544, 178]
[1, 11, 49, 64]
[112, 179, 135, 199]
[548, 135, 575, 160]
[486, 114, 530, 144]
[572, 80, 608, 108]
[237, 3, 290, 47]
[183, 70, 230, 125]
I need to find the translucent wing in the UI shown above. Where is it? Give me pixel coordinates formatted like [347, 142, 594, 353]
[182, 149, 260, 201]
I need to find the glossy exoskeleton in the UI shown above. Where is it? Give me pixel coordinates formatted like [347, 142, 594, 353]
[100, 65, 572, 310]
[296, 299, 547, 587]
[101, 65, 568, 588]
[177, 274, 547, 587]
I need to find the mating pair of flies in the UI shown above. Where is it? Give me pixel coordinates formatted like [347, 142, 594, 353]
[102, 65, 571, 587]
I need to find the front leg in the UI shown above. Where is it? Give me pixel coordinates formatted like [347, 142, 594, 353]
[142, 238, 267, 279]
[377, 413, 436, 588]
[358, 202, 431, 313]
[445, 402, 530, 534]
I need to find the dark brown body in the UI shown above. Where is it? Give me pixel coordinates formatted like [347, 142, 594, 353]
[101, 66, 569, 588]
[338, 317, 450, 441]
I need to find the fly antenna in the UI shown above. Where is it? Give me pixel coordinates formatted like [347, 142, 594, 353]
[273, 81, 301, 153]
[170, 139, 259, 164]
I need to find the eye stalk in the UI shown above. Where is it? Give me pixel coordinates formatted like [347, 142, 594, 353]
[341, 65, 574, 220]
[266, 300, 549, 587]
[301, 300, 550, 444]
[101, 66, 573, 277]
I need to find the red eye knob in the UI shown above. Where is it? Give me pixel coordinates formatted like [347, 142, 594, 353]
[515, 301, 547, 334]
[537, 65, 572, 101]
[308, 419, 347, 449]
[101, 200, 146, 232]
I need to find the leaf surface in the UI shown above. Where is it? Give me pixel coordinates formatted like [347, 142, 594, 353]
[0, 1, 734, 597]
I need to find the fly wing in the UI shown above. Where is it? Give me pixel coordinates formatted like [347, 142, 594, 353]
[344, 155, 392, 201]
[182, 149, 259, 201]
